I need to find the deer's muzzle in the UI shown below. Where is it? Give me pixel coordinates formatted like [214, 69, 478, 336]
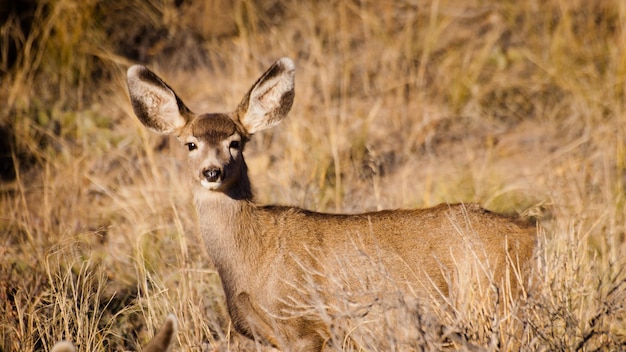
[203, 168, 222, 182]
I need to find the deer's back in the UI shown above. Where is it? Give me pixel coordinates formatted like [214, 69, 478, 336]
[255, 203, 535, 299]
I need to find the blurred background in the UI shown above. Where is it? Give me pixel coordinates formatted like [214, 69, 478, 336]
[1, 0, 625, 350]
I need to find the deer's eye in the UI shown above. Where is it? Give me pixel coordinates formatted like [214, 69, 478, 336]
[229, 140, 240, 150]
[185, 142, 197, 151]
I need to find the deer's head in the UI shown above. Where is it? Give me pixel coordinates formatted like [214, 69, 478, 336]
[127, 58, 295, 199]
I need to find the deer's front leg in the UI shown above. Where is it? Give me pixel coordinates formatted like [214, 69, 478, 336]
[231, 292, 280, 348]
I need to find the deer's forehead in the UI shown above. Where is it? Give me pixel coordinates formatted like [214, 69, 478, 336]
[188, 113, 239, 141]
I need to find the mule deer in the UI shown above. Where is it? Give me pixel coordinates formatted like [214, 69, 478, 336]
[50, 314, 177, 352]
[126, 58, 535, 351]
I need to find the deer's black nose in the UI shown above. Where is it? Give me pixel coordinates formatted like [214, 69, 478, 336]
[202, 168, 221, 182]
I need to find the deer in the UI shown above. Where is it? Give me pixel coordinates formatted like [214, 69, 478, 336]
[126, 58, 536, 351]
[50, 315, 177, 352]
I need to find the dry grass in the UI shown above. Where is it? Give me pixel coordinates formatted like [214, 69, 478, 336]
[1, 0, 625, 350]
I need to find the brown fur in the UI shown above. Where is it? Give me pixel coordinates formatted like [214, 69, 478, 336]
[127, 58, 536, 351]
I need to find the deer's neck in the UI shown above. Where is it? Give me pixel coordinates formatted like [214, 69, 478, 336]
[192, 181, 260, 273]
[223, 166, 254, 201]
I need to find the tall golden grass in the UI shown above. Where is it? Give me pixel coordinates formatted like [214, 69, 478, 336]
[1, 0, 625, 350]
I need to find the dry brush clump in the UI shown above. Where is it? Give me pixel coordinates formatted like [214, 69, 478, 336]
[1, 0, 626, 351]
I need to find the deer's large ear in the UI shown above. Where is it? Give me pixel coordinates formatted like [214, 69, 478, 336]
[127, 65, 191, 135]
[237, 58, 295, 135]
[140, 314, 177, 352]
[51, 341, 76, 352]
